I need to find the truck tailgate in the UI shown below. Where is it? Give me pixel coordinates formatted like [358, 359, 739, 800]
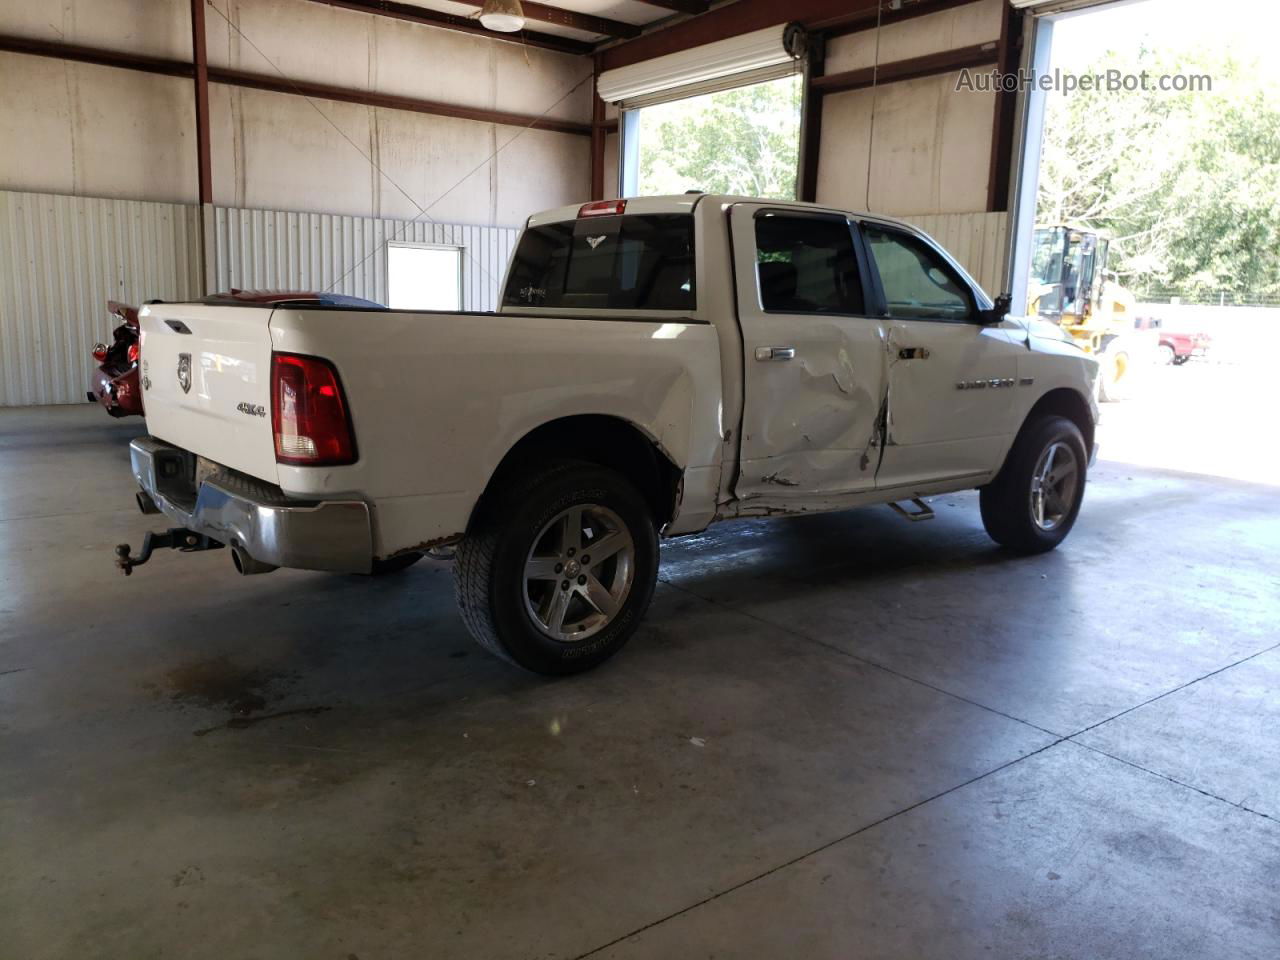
[139, 303, 278, 483]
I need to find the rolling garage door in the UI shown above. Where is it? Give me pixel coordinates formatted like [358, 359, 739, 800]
[1011, 0, 1123, 12]
[596, 23, 807, 108]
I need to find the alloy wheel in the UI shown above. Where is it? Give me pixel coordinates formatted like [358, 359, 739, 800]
[1029, 441, 1080, 531]
[523, 504, 636, 643]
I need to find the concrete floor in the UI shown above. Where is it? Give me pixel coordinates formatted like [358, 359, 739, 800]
[2, 404, 1278, 960]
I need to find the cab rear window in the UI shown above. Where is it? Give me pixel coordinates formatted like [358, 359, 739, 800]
[503, 214, 695, 311]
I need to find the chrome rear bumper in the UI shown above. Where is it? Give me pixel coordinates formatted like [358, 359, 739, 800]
[129, 437, 373, 574]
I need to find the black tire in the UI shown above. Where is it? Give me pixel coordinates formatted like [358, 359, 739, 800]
[453, 460, 659, 675]
[368, 552, 423, 575]
[980, 415, 1088, 555]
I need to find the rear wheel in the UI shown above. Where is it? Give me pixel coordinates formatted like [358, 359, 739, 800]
[980, 415, 1087, 554]
[454, 460, 658, 674]
[1157, 343, 1177, 365]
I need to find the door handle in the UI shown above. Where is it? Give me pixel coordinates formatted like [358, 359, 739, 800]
[897, 347, 930, 360]
[755, 346, 796, 361]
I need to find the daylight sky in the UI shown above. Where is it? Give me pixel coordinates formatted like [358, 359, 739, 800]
[1051, 0, 1280, 82]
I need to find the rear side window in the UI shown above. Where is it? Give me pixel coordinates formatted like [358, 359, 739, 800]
[863, 225, 972, 321]
[754, 213, 864, 315]
[503, 214, 695, 311]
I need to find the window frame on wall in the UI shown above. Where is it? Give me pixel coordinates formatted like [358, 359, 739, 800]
[385, 241, 464, 312]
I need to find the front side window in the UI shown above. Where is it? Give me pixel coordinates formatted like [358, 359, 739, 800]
[863, 225, 972, 322]
[754, 213, 864, 315]
[503, 214, 694, 311]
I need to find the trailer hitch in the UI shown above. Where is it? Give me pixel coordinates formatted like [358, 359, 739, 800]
[115, 527, 224, 575]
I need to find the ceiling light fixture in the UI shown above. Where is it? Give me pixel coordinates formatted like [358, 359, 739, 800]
[479, 0, 526, 33]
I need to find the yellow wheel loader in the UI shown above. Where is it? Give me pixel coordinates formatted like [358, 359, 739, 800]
[1027, 225, 1150, 401]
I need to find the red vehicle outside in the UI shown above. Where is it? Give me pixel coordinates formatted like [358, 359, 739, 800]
[1158, 329, 1212, 365]
[88, 301, 143, 417]
[1134, 316, 1213, 365]
[88, 291, 384, 419]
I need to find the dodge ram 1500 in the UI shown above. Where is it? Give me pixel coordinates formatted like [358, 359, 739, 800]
[120, 195, 1099, 673]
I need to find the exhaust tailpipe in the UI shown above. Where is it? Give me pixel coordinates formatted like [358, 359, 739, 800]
[231, 546, 278, 576]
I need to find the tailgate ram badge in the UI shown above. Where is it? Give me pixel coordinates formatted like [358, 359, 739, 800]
[176, 353, 192, 394]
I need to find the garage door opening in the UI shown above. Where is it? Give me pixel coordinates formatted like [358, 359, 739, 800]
[601, 24, 809, 201]
[1009, 0, 1280, 484]
[631, 73, 803, 199]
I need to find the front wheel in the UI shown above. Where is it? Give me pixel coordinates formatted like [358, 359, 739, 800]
[980, 415, 1088, 554]
[453, 460, 659, 674]
[1157, 343, 1177, 366]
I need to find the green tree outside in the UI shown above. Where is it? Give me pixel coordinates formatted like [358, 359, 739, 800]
[637, 74, 803, 200]
[1037, 47, 1280, 302]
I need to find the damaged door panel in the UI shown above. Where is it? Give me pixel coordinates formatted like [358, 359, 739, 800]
[727, 205, 890, 504]
[859, 222, 1023, 489]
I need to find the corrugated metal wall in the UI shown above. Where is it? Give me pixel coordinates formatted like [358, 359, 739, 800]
[213, 207, 519, 314]
[2, 192, 1008, 407]
[907, 211, 1011, 300]
[0, 191, 520, 406]
[0, 190, 202, 406]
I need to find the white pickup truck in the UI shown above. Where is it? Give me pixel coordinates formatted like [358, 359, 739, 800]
[122, 195, 1098, 673]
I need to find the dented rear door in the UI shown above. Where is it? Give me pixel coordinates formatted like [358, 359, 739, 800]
[728, 204, 889, 502]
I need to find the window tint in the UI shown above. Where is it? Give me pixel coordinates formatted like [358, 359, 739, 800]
[503, 214, 694, 311]
[754, 214, 864, 315]
[863, 226, 972, 321]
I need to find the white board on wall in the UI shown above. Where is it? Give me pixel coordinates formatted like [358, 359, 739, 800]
[387, 243, 463, 311]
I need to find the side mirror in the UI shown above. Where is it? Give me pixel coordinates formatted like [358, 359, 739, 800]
[978, 292, 1012, 325]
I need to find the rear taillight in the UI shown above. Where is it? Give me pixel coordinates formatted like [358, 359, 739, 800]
[578, 199, 626, 218]
[127, 342, 140, 364]
[271, 352, 357, 466]
[92, 343, 108, 362]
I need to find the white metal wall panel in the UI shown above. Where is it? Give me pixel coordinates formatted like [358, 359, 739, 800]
[0, 190, 201, 406]
[212, 207, 519, 313]
[906, 211, 1011, 299]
